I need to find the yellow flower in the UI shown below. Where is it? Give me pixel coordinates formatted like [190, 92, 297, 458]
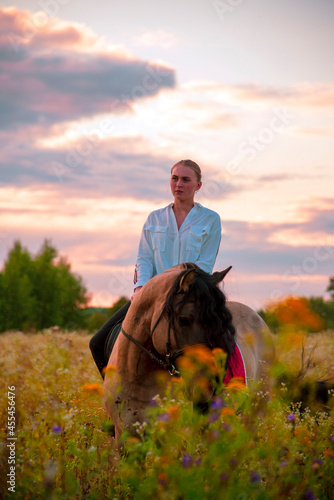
[167, 405, 180, 421]
[221, 407, 235, 417]
[82, 383, 103, 395]
[226, 377, 247, 390]
[103, 365, 117, 374]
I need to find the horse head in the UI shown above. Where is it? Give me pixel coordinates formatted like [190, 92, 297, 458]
[148, 263, 235, 372]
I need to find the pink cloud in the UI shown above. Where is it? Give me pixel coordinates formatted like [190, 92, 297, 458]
[0, 7, 176, 131]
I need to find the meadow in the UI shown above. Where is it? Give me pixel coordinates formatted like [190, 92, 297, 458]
[0, 327, 334, 499]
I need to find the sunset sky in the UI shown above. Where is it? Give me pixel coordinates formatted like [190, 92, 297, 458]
[0, 0, 333, 310]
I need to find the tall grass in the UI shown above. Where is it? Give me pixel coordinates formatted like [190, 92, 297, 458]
[1, 329, 333, 499]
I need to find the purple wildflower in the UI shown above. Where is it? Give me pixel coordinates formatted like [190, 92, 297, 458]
[157, 413, 170, 422]
[287, 414, 295, 422]
[52, 425, 61, 434]
[208, 412, 220, 423]
[250, 470, 261, 483]
[280, 461, 288, 467]
[304, 488, 315, 500]
[211, 397, 226, 410]
[220, 472, 229, 482]
[182, 454, 193, 468]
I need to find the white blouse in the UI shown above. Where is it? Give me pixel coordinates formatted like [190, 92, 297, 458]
[134, 202, 222, 288]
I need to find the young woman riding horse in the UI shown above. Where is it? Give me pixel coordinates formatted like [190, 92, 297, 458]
[104, 263, 275, 442]
[90, 159, 222, 378]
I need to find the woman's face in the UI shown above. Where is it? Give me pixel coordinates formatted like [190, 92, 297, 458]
[170, 164, 202, 203]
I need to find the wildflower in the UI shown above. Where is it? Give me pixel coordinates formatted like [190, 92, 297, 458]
[280, 461, 288, 467]
[211, 397, 226, 410]
[158, 473, 168, 486]
[195, 457, 202, 467]
[286, 414, 295, 422]
[82, 383, 103, 395]
[103, 365, 116, 374]
[167, 405, 180, 421]
[52, 425, 61, 434]
[226, 377, 247, 390]
[220, 472, 229, 482]
[304, 489, 316, 500]
[157, 413, 170, 422]
[221, 407, 235, 417]
[208, 412, 220, 423]
[181, 454, 193, 468]
[229, 458, 238, 469]
[250, 470, 261, 483]
[311, 458, 323, 470]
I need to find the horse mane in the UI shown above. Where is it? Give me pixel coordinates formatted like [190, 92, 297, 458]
[165, 263, 235, 355]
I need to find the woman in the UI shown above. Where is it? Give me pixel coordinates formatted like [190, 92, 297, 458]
[89, 159, 222, 378]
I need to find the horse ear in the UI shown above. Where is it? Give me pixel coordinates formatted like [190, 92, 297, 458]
[178, 269, 196, 293]
[212, 266, 232, 285]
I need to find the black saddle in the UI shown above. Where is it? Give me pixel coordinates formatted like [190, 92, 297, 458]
[104, 321, 123, 363]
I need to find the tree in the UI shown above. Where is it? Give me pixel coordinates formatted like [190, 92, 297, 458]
[108, 296, 129, 317]
[327, 277, 334, 300]
[0, 241, 36, 331]
[0, 240, 89, 332]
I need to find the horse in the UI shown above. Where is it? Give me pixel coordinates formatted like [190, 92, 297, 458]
[103, 263, 276, 442]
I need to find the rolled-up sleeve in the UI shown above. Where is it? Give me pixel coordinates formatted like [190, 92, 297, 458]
[195, 214, 221, 273]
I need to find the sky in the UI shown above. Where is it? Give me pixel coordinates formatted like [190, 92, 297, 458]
[0, 0, 333, 311]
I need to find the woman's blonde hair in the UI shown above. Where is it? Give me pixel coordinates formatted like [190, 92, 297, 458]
[171, 159, 202, 182]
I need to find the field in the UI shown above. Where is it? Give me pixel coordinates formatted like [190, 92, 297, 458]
[1, 329, 334, 499]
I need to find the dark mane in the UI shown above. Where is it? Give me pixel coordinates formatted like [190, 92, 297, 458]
[165, 264, 235, 355]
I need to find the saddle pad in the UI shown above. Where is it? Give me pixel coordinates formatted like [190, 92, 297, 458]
[223, 342, 247, 386]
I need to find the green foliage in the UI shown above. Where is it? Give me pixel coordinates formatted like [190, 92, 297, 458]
[0, 240, 89, 332]
[107, 296, 129, 317]
[308, 296, 334, 330]
[327, 277, 334, 300]
[80, 297, 130, 332]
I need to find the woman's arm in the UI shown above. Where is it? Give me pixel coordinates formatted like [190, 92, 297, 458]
[195, 215, 222, 273]
[134, 220, 155, 289]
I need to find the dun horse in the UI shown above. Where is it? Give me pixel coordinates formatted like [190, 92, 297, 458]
[103, 263, 275, 442]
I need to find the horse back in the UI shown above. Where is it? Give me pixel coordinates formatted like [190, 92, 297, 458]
[227, 301, 275, 386]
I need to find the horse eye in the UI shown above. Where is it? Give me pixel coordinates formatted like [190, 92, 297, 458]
[178, 317, 191, 327]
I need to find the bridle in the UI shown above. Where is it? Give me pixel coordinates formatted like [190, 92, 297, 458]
[121, 299, 215, 376]
[121, 304, 181, 375]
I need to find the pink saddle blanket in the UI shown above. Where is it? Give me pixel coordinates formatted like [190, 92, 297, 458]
[223, 342, 246, 386]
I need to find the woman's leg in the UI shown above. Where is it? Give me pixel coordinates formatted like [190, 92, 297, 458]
[89, 301, 131, 378]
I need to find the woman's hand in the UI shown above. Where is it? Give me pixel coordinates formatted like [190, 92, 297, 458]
[131, 286, 143, 301]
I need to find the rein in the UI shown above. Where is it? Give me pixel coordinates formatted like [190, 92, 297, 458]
[121, 300, 214, 377]
[121, 304, 181, 376]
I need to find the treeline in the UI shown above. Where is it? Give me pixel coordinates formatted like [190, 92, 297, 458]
[0, 240, 333, 334]
[0, 240, 90, 332]
[0, 240, 130, 333]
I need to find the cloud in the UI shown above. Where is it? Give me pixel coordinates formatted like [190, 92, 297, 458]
[186, 81, 334, 109]
[0, 7, 176, 131]
[133, 29, 179, 49]
[296, 127, 334, 137]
